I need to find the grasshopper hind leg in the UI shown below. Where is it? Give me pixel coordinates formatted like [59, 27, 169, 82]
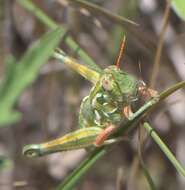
[94, 124, 130, 147]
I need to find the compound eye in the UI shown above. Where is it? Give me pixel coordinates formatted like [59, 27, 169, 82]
[102, 78, 113, 91]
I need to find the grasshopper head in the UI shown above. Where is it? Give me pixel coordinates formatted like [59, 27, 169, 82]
[23, 144, 43, 157]
[101, 66, 139, 104]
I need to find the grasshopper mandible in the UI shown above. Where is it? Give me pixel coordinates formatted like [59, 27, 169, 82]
[23, 37, 158, 157]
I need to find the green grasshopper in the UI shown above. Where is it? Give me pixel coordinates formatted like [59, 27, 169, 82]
[23, 37, 158, 157]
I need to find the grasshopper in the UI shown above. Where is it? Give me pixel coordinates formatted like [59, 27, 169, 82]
[23, 37, 158, 157]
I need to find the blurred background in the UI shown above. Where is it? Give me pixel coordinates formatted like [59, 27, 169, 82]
[1, 0, 185, 189]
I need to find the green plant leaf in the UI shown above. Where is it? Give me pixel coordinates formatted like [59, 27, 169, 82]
[171, 0, 185, 21]
[0, 27, 64, 126]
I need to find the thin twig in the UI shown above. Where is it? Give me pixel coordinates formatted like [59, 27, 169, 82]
[59, 0, 139, 26]
[126, 157, 139, 190]
[138, 126, 156, 190]
[0, 0, 4, 76]
[150, 0, 171, 88]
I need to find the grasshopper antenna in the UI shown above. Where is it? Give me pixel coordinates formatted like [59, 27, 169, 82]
[138, 60, 143, 80]
[138, 60, 147, 89]
[115, 36, 126, 69]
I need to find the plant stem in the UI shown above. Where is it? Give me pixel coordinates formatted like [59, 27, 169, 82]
[143, 122, 185, 177]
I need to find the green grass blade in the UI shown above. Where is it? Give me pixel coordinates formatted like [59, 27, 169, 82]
[16, 0, 57, 29]
[56, 148, 106, 190]
[17, 0, 102, 74]
[143, 122, 185, 177]
[159, 81, 185, 101]
[0, 27, 64, 126]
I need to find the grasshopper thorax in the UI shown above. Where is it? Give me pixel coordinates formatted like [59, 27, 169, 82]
[100, 65, 139, 104]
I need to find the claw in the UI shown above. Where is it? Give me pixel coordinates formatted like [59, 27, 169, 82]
[146, 88, 158, 97]
[123, 105, 133, 120]
[138, 82, 158, 98]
